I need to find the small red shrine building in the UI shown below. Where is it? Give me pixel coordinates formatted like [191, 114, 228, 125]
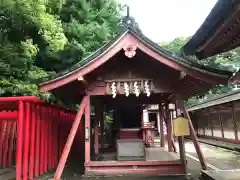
[39, 15, 233, 179]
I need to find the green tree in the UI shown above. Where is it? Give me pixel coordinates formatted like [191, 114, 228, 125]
[0, 0, 122, 99]
[36, 0, 122, 72]
[0, 0, 67, 97]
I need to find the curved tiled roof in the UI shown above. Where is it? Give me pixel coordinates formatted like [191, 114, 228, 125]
[38, 18, 233, 86]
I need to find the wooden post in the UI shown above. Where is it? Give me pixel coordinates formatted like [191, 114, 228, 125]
[175, 98, 187, 174]
[2, 120, 11, 168]
[40, 107, 45, 175]
[220, 115, 224, 138]
[179, 98, 207, 170]
[16, 101, 24, 180]
[53, 96, 87, 180]
[85, 96, 91, 163]
[0, 120, 7, 167]
[8, 121, 16, 168]
[159, 103, 165, 147]
[94, 105, 100, 156]
[23, 103, 30, 180]
[29, 105, 36, 179]
[44, 107, 48, 173]
[35, 105, 41, 177]
[165, 104, 172, 152]
[232, 102, 238, 140]
[208, 108, 214, 137]
[100, 105, 104, 153]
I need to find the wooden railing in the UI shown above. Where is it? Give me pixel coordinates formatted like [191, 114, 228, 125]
[0, 96, 77, 180]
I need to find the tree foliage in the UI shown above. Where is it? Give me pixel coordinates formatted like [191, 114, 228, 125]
[0, 0, 122, 98]
[160, 37, 240, 106]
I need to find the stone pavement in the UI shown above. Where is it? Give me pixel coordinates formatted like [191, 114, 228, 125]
[202, 170, 240, 180]
[196, 137, 240, 152]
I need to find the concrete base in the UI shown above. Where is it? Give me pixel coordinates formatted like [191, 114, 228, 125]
[202, 170, 240, 180]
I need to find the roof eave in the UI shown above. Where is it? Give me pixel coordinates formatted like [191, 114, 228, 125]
[182, 0, 233, 57]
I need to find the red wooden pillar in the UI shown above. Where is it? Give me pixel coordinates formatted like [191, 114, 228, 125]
[44, 107, 49, 173]
[165, 104, 173, 152]
[159, 103, 165, 147]
[16, 101, 24, 180]
[100, 105, 104, 153]
[53, 96, 87, 180]
[40, 107, 45, 175]
[94, 119, 99, 156]
[0, 120, 7, 167]
[48, 108, 52, 170]
[8, 121, 16, 167]
[94, 104, 100, 156]
[35, 105, 41, 177]
[29, 105, 36, 179]
[23, 103, 30, 180]
[2, 120, 11, 168]
[85, 96, 91, 163]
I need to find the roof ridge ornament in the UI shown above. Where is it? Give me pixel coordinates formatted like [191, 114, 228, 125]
[120, 4, 142, 33]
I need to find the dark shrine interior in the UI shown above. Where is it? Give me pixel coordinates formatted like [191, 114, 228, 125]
[117, 105, 142, 128]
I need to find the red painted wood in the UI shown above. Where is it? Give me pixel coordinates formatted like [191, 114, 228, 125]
[35, 106, 41, 177]
[23, 103, 30, 180]
[0, 120, 7, 167]
[85, 96, 91, 163]
[0, 111, 18, 120]
[40, 107, 45, 175]
[86, 160, 182, 166]
[180, 100, 207, 170]
[48, 108, 52, 170]
[94, 117, 99, 156]
[40, 33, 228, 93]
[44, 108, 48, 173]
[16, 101, 24, 180]
[29, 105, 36, 179]
[8, 121, 16, 167]
[2, 120, 11, 168]
[159, 104, 165, 147]
[85, 160, 184, 175]
[53, 96, 87, 180]
[85, 166, 184, 175]
[0, 96, 40, 102]
[165, 105, 172, 152]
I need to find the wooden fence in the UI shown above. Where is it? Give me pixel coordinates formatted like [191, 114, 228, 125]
[0, 96, 79, 180]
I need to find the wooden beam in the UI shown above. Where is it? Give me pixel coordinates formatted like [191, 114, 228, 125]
[232, 101, 238, 140]
[53, 96, 87, 180]
[178, 97, 207, 170]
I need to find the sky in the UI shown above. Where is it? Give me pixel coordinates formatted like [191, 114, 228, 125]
[117, 0, 218, 43]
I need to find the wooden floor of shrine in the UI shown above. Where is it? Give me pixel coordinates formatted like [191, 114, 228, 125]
[95, 147, 179, 161]
[85, 147, 184, 175]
